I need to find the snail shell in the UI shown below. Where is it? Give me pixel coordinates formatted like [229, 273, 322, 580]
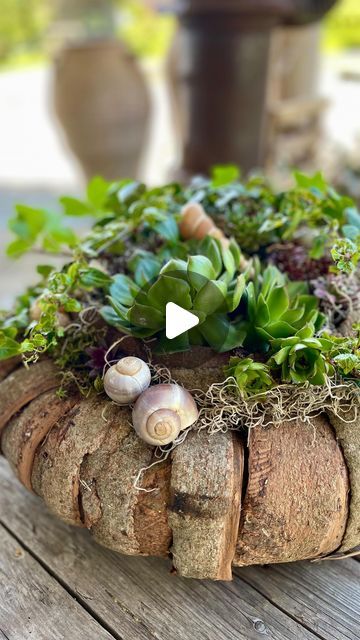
[132, 383, 199, 446]
[103, 356, 151, 405]
[30, 299, 70, 328]
[179, 202, 225, 241]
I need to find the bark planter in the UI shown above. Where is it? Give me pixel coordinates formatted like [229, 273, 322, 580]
[0, 353, 358, 581]
[53, 40, 151, 180]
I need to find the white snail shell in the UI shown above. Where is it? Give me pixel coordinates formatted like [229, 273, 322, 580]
[30, 299, 70, 328]
[103, 356, 151, 405]
[132, 383, 199, 446]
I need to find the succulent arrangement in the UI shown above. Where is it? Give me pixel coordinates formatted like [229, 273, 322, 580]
[0, 167, 360, 400]
[1, 167, 360, 583]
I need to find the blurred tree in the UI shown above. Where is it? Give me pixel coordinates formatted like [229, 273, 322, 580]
[0, 0, 50, 63]
[118, 0, 175, 59]
[324, 0, 360, 50]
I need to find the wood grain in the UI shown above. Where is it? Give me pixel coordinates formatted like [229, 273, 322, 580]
[0, 361, 60, 438]
[236, 560, 360, 640]
[234, 416, 349, 566]
[0, 357, 20, 382]
[0, 523, 114, 640]
[2, 391, 78, 492]
[0, 458, 318, 640]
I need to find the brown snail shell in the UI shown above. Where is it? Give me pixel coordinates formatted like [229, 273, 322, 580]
[179, 202, 226, 242]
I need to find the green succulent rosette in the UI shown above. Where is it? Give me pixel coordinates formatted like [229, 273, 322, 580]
[101, 237, 248, 353]
[224, 357, 274, 396]
[241, 264, 325, 352]
[269, 325, 335, 385]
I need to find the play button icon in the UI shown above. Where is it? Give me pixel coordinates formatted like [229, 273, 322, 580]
[166, 302, 199, 340]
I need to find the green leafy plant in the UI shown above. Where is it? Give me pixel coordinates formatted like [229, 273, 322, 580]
[0, 261, 111, 363]
[2, 169, 360, 394]
[102, 237, 247, 353]
[269, 325, 334, 385]
[319, 329, 360, 377]
[224, 357, 274, 396]
[240, 265, 325, 352]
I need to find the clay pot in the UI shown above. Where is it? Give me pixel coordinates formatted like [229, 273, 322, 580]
[53, 40, 151, 180]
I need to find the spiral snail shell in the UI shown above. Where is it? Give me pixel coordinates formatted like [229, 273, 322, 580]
[179, 202, 227, 245]
[132, 383, 199, 446]
[30, 298, 70, 328]
[103, 356, 151, 405]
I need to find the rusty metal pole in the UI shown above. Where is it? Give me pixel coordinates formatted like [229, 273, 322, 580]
[167, 0, 337, 176]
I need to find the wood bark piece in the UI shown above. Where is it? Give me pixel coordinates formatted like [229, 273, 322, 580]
[1, 390, 78, 492]
[80, 417, 171, 557]
[337, 308, 360, 337]
[31, 397, 121, 526]
[170, 366, 224, 392]
[328, 407, 360, 553]
[234, 415, 349, 566]
[0, 356, 20, 381]
[0, 360, 60, 438]
[169, 429, 244, 580]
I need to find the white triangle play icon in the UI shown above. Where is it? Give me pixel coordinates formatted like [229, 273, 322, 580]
[166, 302, 199, 340]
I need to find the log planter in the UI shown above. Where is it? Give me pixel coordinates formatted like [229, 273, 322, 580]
[0, 355, 359, 581]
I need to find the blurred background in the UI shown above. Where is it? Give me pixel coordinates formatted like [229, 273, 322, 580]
[1, 0, 360, 303]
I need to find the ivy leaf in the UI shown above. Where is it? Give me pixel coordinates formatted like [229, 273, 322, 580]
[294, 170, 327, 194]
[333, 353, 360, 375]
[0, 335, 21, 360]
[211, 165, 240, 188]
[87, 176, 109, 209]
[60, 197, 95, 217]
[6, 239, 32, 258]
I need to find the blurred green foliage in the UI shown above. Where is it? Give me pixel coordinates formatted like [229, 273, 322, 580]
[119, 1, 175, 59]
[323, 0, 360, 50]
[0, 0, 50, 65]
[0, 0, 174, 68]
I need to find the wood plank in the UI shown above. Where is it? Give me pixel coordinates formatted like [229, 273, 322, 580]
[0, 523, 114, 640]
[235, 561, 360, 640]
[0, 458, 317, 640]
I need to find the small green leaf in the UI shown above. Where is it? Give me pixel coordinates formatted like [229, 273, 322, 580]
[0, 336, 21, 360]
[128, 303, 164, 329]
[6, 239, 32, 258]
[60, 197, 95, 217]
[79, 268, 112, 289]
[87, 176, 109, 209]
[211, 165, 240, 188]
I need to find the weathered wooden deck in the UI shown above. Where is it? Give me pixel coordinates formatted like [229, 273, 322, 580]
[0, 457, 359, 640]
